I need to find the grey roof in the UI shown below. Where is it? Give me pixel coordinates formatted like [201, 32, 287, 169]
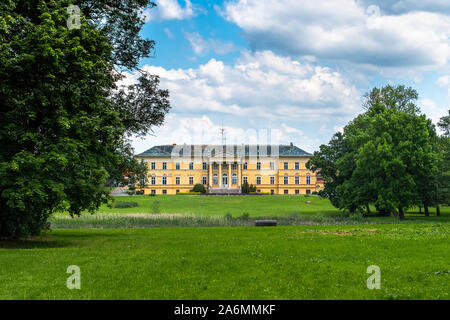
[137, 144, 312, 157]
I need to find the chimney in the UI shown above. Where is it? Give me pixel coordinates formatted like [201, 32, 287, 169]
[290, 142, 293, 147]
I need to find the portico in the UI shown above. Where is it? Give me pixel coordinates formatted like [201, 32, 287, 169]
[207, 159, 243, 193]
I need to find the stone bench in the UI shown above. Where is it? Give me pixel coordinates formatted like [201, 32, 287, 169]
[255, 220, 277, 227]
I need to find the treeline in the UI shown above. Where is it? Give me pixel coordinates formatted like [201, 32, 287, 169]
[307, 85, 450, 219]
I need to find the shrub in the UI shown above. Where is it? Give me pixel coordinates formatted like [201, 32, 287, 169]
[152, 200, 161, 214]
[240, 213, 250, 220]
[224, 213, 233, 220]
[113, 201, 139, 209]
[242, 182, 256, 194]
[192, 184, 206, 193]
[135, 190, 145, 195]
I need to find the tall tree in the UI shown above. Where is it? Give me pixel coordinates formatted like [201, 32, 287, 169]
[436, 110, 450, 214]
[0, 0, 170, 238]
[308, 85, 439, 219]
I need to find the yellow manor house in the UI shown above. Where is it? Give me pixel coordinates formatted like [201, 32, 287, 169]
[136, 144, 324, 195]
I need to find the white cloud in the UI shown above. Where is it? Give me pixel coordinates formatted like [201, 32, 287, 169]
[145, 0, 195, 21]
[124, 50, 361, 152]
[420, 98, 445, 124]
[164, 28, 174, 38]
[132, 114, 321, 154]
[185, 32, 238, 55]
[222, 0, 450, 72]
[135, 50, 360, 121]
[437, 75, 450, 96]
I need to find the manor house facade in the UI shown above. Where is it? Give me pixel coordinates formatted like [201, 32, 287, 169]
[136, 144, 324, 195]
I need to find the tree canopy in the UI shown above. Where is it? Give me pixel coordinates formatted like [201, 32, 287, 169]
[0, 0, 170, 238]
[307, 85, 440, 219]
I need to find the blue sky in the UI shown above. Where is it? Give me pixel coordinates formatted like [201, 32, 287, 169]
[129, 0, 450, 154]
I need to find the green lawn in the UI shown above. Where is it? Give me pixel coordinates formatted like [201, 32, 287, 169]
[55, 195, 449, 218]
[1, 224, 448, 300]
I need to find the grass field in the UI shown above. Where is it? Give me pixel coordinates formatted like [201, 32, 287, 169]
[2, 196, 449, 300]
[54, 195, 449, 217]
[1, 224, 448, 300]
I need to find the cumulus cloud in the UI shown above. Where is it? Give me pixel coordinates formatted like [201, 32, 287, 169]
[134, 50, 360, 122]
[132, 114, 322, 154]
[123, 50, 360, 152]
[357, 0, 450, 15]
[420, 98, 446, 125]
[144, 0, 195, 21]
[185, 32, 238, 55]
[437, 75, 450, 96]
[222, 0, 450, 71]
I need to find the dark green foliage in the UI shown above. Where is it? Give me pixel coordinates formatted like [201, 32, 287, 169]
[192, 184, 206, 194]
[0, 0, 170, 237]
[308, 85, 439, 219]
[437, 110, 450, 206]
[242, 182, 257, 194]
[113, 201, 139, 209]
[151, 200, 161, 214]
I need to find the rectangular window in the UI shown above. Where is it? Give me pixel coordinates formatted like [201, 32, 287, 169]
[213, 162, 218, 169]
[306, 189, 311, 195]
[151, 162, 155, 170]
[176, 190, 179, 194]
[295, 189, 299, 195]
[232, 163, 237, 170]
[189, 162, 194, 170]
[243, 162, 248, 170]
[257, 162, 261, 170]
[162, 190, 167, 195]
[151, 176, 156, 185]
[162, 162, 167, 170]
[175, 176, 180, 185]
[284, 189, 289, 194]
[203, 162, 207, 170]
[202, 176, 207, 185]
[151, 190, 156, 195]
[295, 176, 300, 185]
[306, 176, 311, 185]
[162, 176, 167, 185]
[189, 176, 194, 185]
[270, 162, 274, 170]
[176, 162, 180, 170]
[295, 162, 299, 170]
[270, 176, 275, 185]
[271, 190, 274, 195]
[284, 176, 289, 185]
[256, 176, 261, 185]
[243, 176, 248, 184]
[284, 162, 289, 170]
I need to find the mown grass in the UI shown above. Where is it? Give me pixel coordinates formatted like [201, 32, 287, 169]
[0, 224, 448, 299]
[53, 195, 450, 218]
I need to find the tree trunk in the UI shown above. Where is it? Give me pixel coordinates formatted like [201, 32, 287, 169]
[366, 203, 371, 214]
[419, 206, 422, 214]
[436, 204, 441, 216]
[424, 204, 429, 217]
[398, 207, 405, 220]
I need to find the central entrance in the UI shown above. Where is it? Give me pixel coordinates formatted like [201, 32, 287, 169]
[222, 173, 228, 187]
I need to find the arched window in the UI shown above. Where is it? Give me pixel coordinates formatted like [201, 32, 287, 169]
[213, 174, 218, 185]
[232, 173, 237, 185]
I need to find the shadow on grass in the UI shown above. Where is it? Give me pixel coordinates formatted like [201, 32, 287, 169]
[0, 235, 72, 249]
